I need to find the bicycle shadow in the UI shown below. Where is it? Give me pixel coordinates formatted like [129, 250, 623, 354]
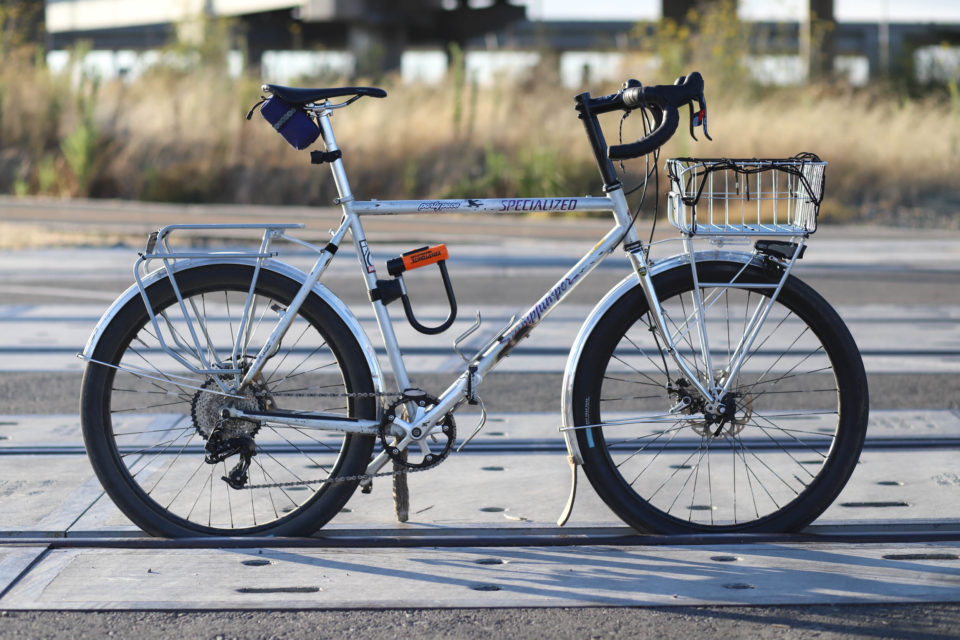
[226, 541, 960, 607]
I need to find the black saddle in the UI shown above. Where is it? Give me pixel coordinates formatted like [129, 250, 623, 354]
[262, 84, 387, 105]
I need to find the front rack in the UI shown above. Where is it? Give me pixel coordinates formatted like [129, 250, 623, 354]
[666, 155, 826, 236]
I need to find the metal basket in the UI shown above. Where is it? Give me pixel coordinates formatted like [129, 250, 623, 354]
[666, 155, 826, 236]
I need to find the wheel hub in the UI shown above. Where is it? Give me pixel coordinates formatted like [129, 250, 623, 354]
[191, 378, 264, 440]
[670, 380, 752, 438]
[691, 392, 752, 438]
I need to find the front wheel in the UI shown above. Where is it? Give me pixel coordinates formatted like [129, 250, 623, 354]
[572, 261, 868, 533]
[81, 264, 377, 537]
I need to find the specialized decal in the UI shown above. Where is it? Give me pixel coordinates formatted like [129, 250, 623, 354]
[467, 199, 482, 208]
[418, 201, 463, 212]
[499, 198, 579, 212]
[358, 239, 375, 273]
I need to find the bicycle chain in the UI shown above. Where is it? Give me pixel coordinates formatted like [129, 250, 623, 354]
[239, 389, 447, 490]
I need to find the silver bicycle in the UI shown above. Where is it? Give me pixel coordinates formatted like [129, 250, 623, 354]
[79, 72, 869, 537]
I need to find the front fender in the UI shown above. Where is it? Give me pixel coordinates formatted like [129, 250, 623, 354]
[81, 257, 384, 397]
[560, 250, 763, 463]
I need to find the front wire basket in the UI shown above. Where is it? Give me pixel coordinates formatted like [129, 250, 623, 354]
[666, 154, 826, 236]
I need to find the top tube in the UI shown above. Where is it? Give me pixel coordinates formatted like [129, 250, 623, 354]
[350, 196, 615, 215]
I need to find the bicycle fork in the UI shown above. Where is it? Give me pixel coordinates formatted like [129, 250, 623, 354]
[627, 236, 806, 415]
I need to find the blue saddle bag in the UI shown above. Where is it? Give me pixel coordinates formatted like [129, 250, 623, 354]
[259, 96, 320, 150]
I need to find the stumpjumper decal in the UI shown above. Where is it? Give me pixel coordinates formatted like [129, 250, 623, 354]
[500, 275, 576, 347]
[500, 198, 578, 212]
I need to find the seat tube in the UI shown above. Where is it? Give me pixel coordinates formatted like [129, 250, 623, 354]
[347, 216, 414, 392]
[316, 111, 413, 392]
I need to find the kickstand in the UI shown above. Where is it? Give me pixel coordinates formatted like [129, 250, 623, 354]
[393, 449, 409, 523]
[556, 455, 578, 526]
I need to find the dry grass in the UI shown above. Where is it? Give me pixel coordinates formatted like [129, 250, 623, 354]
[1, 41, 958, 227]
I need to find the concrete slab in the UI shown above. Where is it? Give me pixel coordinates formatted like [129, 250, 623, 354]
[1, 542, 957, 609]
[1, 302, 958, 373]
[3, 409, 959, 449]
[2, 411, 960, 537]
[0, 456, 107, 536]
[0, 547, 47, 596]
[52, 448, 960, 535]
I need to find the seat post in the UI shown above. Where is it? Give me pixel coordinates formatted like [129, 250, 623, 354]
[316, 107, 355, 204]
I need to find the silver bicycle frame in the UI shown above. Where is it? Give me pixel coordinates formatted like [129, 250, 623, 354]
[85, 99, 801, 467]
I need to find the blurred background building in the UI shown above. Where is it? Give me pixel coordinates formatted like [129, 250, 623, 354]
[36, 0, 960, 86]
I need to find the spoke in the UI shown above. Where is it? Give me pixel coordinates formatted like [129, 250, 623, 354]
[744, 410, 839, 421]
[111, 400, 191, 413]
[287, 425, 345, 454]
[224, 461, 235, 529]
[748, 421, 838, 438]
[748, 326, 818, 388]
[265, 425, 334, 472]
[748, 420, 821, 480]
[733, 305, 792, 374]
[747, 386, 837, 396]
[243, 294, 271, 360]
[733, 432, 762, 519]
[158, 309, 204, 368]
[602, 374, 668, 389]
[265, 321, 326, 383]
[623, 426, 690, 487]
[252, 456, 303, 506]
[125, 339, 199, 398]
[255, 456, 281, 520]
[747, 413, 837, 458]
[185, 468, 213, 522]
[145, 430, 202, 497]
[257, 447, 322, 493]
[163, 451, 210, 512]
[674, 294, 704, 381]
[621, 332, 669, 380]
[647, 439, 705, 503]
[120, 427, 195, 459]
[113, 425, 195, 437]
[733, 432, 802, 496]
[608, 423, 688, 467]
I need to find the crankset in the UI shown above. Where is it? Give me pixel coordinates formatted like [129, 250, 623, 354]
[380, 390, 456, 469]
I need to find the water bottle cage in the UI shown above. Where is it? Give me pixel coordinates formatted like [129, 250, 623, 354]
[371, 245, 458, 335]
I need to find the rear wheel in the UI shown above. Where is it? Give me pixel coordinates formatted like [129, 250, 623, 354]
[572, 261, 868, 533]
[81, 264, 376, 537]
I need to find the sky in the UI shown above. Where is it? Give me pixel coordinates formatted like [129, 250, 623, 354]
[517, 0, 960, 22]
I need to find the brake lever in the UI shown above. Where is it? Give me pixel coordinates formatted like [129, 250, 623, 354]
[688, 93, 712, 142]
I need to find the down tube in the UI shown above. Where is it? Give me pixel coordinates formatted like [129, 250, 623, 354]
[473, 224, 627, 376]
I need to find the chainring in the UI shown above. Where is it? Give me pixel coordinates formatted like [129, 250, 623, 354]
[379, 392, 456, 469]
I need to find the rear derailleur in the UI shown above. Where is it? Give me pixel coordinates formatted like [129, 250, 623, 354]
[205, 429, 257, 490]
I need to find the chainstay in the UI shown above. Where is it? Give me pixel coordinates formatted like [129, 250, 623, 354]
[241, 389, 443, 490]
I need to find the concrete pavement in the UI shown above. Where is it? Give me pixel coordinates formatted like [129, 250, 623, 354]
[0, 200, 958, 618]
